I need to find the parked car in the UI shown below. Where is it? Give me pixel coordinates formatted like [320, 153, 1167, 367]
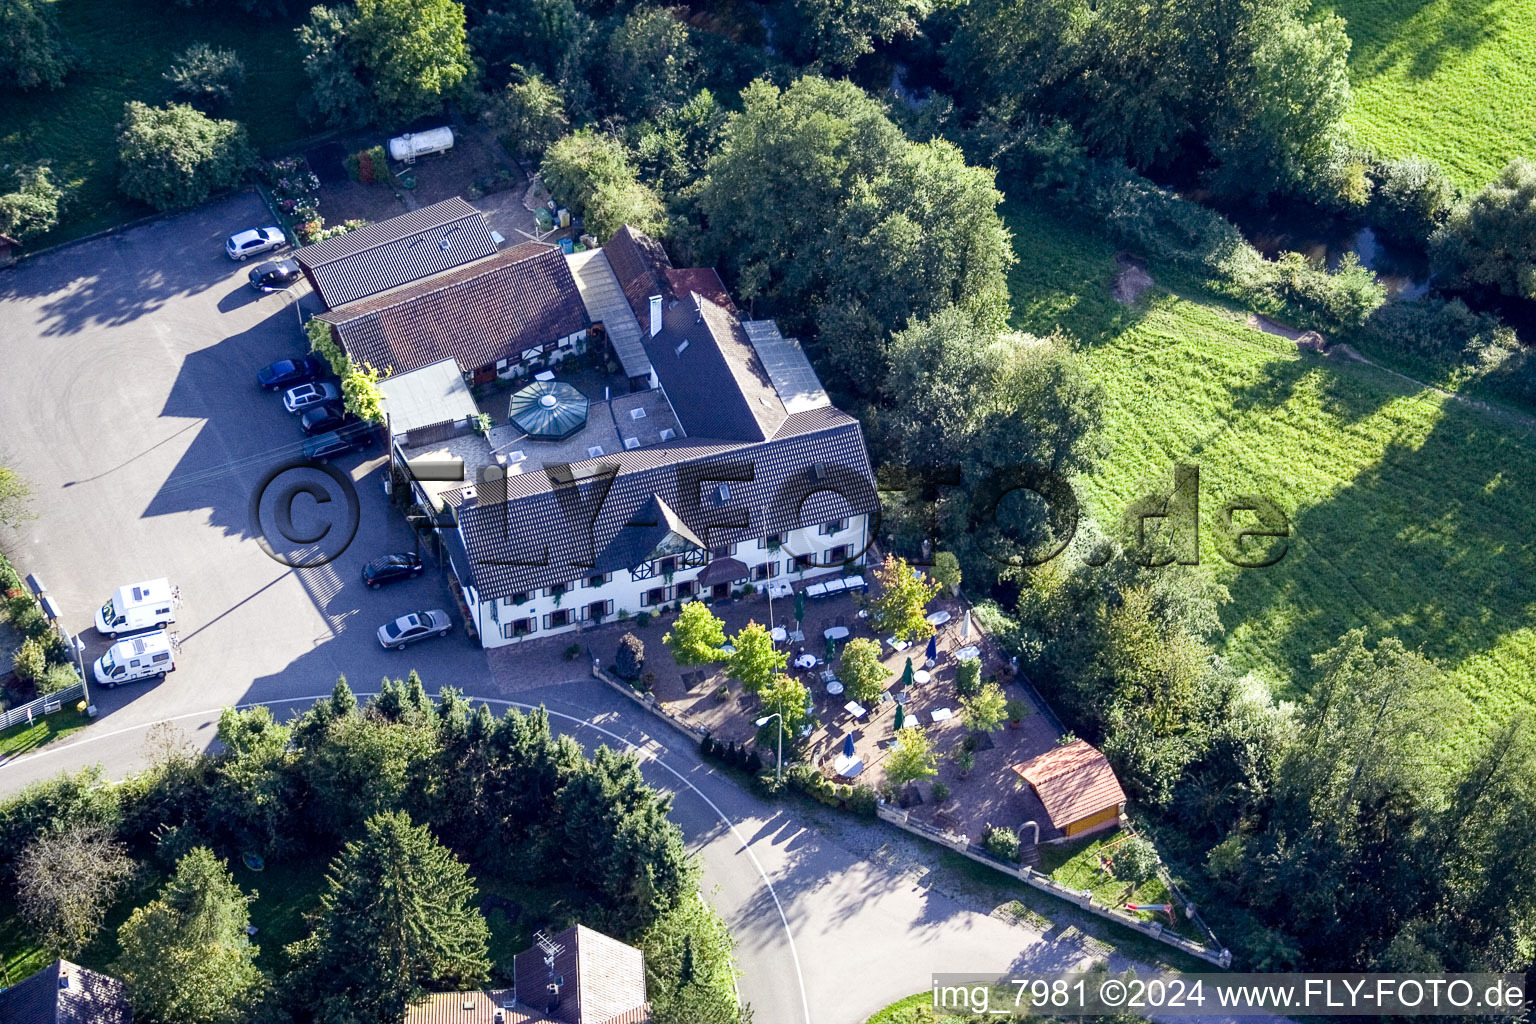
[226, 226, 285, 261]
[258, 354, 329, 391]
[299, 401, 360, 437]
[377, 609, 453, 650]
[362, 553, 425, 589]
[283, 381, 341, 413]
[248, 259, 303, 291]
[301, 427, 371, 463]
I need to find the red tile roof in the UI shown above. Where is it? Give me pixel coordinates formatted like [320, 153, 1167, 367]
[316, 242, 589, 375]
[0, 960, 131, 1024]
[1010, 740, 1126, 829]
[511, 925, 648, 1024]
[405, 990, 527, 1024]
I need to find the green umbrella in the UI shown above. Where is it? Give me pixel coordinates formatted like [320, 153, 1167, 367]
[825, 636, 836, 660]
[894, 703, 906, 731]
[794, 590, 805, 625]
[900, 657, 914, 689]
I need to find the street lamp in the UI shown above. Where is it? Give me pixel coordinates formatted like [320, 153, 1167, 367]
[755, 712, 783, 785]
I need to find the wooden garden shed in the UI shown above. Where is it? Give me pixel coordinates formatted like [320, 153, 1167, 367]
[1011, 739, 1127, 838]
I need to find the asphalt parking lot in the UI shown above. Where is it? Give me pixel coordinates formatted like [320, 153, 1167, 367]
[0, 191, 491, 739]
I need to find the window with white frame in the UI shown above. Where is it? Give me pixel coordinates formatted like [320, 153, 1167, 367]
[752, 561, 779, 581]
[583, 573, 610, 588]
[820, 519, 846, 535]
[505, 617, 536, 638]
[641, 586, 668, 606]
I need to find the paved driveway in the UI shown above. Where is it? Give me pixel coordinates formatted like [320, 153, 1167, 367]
[0, 191, 491, 735]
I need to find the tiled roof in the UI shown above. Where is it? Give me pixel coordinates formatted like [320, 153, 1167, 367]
[511, 925, 648, 1024]
[292, 198, 498, 308]
[1010, 740, 1127, 829]
[453, 407, 876, 598]
[642, 292, 786, 442]
[405, 990, 529, 1024]
[601, 225, 672, 322]
[0, 960, 131, 1024]
[566, 250, 651, 380]
[664, 267, 734, 312]
[316, 242, 590, 375]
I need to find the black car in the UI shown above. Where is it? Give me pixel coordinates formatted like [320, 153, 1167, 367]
[301, 425, 372, 463]
[248, 259, 303, 292]
[299, 401, 360, 437]
[362, 553, 425, 589]
[257, 354, 329, 391]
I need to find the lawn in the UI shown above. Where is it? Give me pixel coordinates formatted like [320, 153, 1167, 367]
[1320, 0, 1536, 189]
[0, 706, 91, 760]
[1037, 834, 1202, 939]
[0, 0, 311, 248]
[1005, 201, 1536, 760]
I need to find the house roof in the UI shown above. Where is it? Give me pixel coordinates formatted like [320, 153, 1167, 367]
[566, 250, 651, 380]
[292, 198, 498, 308]
[643, 292, 786, 442]
[664, 267, 734, 312]
[601, 225, 672, 323]
[511, 925, 648, 1024]
[1010, 740, 1127, 829]
[0, 960, 131, 1024]
[451, 405, 876, 599]
[405, 990, 528, 1024]
[316, 242, 590, 376]
[378, 358, 481, 438]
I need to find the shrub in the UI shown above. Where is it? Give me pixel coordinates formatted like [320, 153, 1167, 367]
[635, 610, 652, 628]
[0, 165, 64, 242]
[340, 363, 386, 422]
[930, 781, 950, 803]
[116, 102, 253, 211]
[12, 636, 48, 682]
[955, 658, 981, 696]
[699, 734, 713, 758]
[306, 317, 349, 376]
[486, 67, 567, 158]
[1113, 835, 1160, 884]
[744, 749, 763, 775]
[0, 0, 76, 91]
[1005, 698, 1029, 722]
[984, 825, 1020, 862]
[615, 633, 644, 680]
[847, 784, 877, 818]
[1430, 158, 1536, 300]
[564, 643, 581, 661]
[163, 43, 245, 108]
[1369, 156, 1455, 248]
[640, 671, 657, 692]
[753, 767, 786, 796]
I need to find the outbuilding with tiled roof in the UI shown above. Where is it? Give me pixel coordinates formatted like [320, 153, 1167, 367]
[0, 960, 132, 1024]
[1010, 739, 1127, 838]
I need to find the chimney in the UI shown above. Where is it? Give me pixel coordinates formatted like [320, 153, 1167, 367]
[460, 486, 477, 507]
[58, 968, 70, 990]
[649, 295, 662, 337]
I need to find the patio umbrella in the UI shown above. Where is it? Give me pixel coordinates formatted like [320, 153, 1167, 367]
[900, 657, 914, 689]
[794, 590, 805, 625]
[961, 609, 972, 640]
[925, 636, 938, 663]
[842, 732, 855, 758]
[894, 703, 906, 731]
[825, 636, 836, 660]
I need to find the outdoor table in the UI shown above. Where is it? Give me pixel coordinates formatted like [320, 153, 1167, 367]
[805, 582, 829, 598]
[789, 630, 805, 643]
[913, 669, 931, 685]
[930, 707, 953, 722]
[899, 716, 921, 729]
[822, 578, 847, 595]
[823, 626, 850, 640]
[925, 610, 952, 626]
[886, 636, 910, 651]
[721, 642, 736, 655]
[954, 645, 981, 661]
[794, 653, 817, 669]
[843, 574, 867, 591]
[770, 626, 788, 643]
[827, 680, 844, 696]
[767, 581, 794, 599]
[533, 370, 557, 381]
[833, 754, 864, 777]
[845, 701, 868, 719]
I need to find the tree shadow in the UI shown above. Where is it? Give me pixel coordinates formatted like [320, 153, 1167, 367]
[1335, 0, 1503, 82]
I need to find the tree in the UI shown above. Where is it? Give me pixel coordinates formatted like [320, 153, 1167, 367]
[757, 673, 809, 747]
[11, 635, 47, 682]
[931, 552, 961, 596]
[838, 638, 890, 706]
[883, 727, 937, 788]
[484, 67, 567, 157]
[341, 363, 386, 421]
[692, 76, 1012, 387]
[1112, 835, 1159, 884]
[780, 0, 929, 68]
[540, 128, 664, 239]
[1431, 158, 1536, 300]
[602, 6, 697, 122]
[663, 601, 728, 666]
[287, 811, 490, 1024]
[15, 824, 134, 956]
[0, 0, 74, 91]
[116, 102, 253, 212]
[960, 681, 1008, 733]
[0, 165, 64, 242]
[297, 0, 473, 127]
[726, 621, 786, 695]
[615, 632, 645, 680]
[113, 848, 265, 1024]
[164, 43, 246, 108]
[469, 0, 588, 86]
[641, 891, 746, 1024]
[869, 554, 941, 643]
[210, 706, 297, 857]
[1370, 156, 1456, 248]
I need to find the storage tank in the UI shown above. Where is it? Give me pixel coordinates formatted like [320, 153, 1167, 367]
[388, 126, 454, 164]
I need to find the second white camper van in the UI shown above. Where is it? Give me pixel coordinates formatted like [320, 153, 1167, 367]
[93, 631, 177, 688]
[95, 579, 179, 637]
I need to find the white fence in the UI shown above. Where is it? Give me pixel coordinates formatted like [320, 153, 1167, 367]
[1, 682, 86, 731]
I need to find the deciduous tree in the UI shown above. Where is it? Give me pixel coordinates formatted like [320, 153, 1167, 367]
[164, 43, 246, 108]
[484, 67, 567, 157]
[838, 638, 890, 706]
[960, 681, 1007, 733]
[883, 727, 937, 787]
[540, 128, 664, 238]
[869, 554, 941, 644]
[116, 102, 253, 211]
[1431, 158, 1536, 300]
[726, 621, 786, 695]
[0, 0, 75, 91]
[663, 601, 728, 666]
[779, 0, 929, 68]
[15, 824, 134, 956]
[0, 166, 64, 243]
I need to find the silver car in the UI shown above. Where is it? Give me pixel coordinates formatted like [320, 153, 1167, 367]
[282, 381, 341, 413]
[226, 226, 285, 261]
[377, 610, 453, 650]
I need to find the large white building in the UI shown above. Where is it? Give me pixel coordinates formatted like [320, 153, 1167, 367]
[384, 226, 878, 648]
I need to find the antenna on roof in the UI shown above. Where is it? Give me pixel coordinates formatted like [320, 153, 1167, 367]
[534, 930, 566, 969]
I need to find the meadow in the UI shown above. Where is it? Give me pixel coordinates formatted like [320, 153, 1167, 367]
[1322, 0, 1536, 189]
[0, 0, 310, 248]
[1005, 202, 1536, 758]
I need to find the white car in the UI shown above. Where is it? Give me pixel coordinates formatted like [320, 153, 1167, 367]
[226, 226, 285, 261]
[377, 610, 453, 650]
[283, 381, 341, 413]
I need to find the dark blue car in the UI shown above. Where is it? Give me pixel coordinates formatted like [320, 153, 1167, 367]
[257, 354, 329, 391]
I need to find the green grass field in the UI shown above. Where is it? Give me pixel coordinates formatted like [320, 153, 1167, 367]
[0, 0, 310, 248]
[0, 707, 91, 759]
[1005, 201, 1536, 759]
[1322, 0, 1536, 189]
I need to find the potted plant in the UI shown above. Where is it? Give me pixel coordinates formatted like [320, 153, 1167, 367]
[956, 747, 975, 780]
[931, 781, 950, 804]
[1006, 698, 1029, 729]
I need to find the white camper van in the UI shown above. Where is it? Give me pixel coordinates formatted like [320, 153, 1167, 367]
[95, 579, 178, 637]
[93, 631, 177, 688]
